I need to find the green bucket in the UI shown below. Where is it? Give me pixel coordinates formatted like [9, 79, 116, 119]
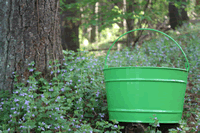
[103, 28, 190, 123]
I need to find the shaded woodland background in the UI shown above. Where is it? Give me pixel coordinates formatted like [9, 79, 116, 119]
[60, 0, 200, 52]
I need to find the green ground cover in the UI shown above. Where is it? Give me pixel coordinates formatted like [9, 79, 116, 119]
[0, 24, 199, 133]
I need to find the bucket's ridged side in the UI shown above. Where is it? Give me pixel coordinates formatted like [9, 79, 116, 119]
[103, 67, 188, 123]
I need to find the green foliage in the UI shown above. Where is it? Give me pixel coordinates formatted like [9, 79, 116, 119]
[0, 24, 199, 132]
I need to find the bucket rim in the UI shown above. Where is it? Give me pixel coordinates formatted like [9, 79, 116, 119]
[103, 66, 188, 72]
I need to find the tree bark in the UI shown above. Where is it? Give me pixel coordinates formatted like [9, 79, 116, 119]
[60, 0, 80, 52]
[0, 0, 63, 92]
[126, 0, 135, 48]
[90, 4, 96, 43]
[168, 2, 182, 30]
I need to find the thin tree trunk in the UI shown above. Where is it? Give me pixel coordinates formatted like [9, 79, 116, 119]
[0, 0, 63, 92]
[126, 0, 135, 48]
[90, 4, 96, 43]
[123, 0, 127, 34]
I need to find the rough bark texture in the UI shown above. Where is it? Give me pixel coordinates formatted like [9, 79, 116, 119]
[60, 0, 80, 52]
[0, 0, 63, 92]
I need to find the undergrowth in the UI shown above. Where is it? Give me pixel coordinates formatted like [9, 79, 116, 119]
[0, 24, 199, 133]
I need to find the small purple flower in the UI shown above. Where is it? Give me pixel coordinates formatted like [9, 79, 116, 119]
[25, 100, 29, 105]
[55, 117, 57, 120]
[29, 69, 34, 72]
[41, 94, 44, 98]
[49, 83, 52, 85]
[55, 107, 59, 110]
[32, 114, 35, 117]
[41, 127, 45, 131]
[49, 65, 51, 68]
[11, 108, 15, 110]
[51, 71, 53, 74]
[57, 70, 60, 73]
[61, 88, 64, 92]
[49, 115, 51, 117]
[49, 88, 53, 91]
[14, 98, 19, 102]
[114, 125, 118, 128]
[177, 127, 182, 131]
[96, 90, 99, 97]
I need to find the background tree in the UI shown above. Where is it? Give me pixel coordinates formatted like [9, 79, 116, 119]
[0, 0, 63, 92]
[168, 0, 189, 30]
[60, 0, 80, 52]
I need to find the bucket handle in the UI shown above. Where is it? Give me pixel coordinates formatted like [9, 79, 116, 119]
[104, 28, 190, 71]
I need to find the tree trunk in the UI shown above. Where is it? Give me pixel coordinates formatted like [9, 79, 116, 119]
[168, 2, 182, 30]
[168, 0, 189, 30]
[0, 0, 63, 92]
[126, 0, 135, 48]
[90, 4, 96, 43]
[60, 0, 80, 52]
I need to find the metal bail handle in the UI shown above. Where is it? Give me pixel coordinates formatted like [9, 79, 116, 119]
[104, 28, 190, 71]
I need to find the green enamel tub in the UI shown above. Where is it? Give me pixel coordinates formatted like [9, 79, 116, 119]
[103, 28, 190, 123]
